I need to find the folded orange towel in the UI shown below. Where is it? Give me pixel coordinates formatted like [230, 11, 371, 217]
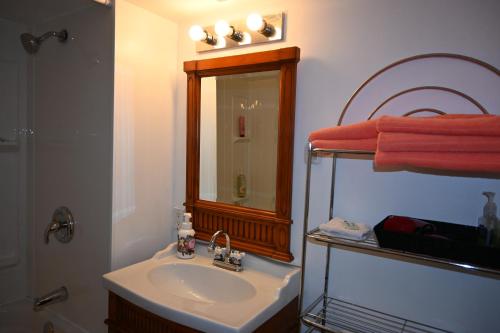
[308, 119, 378, 141]
[378, 133, 500, 153]
[375, 151, 500, 173]
[377, 114, 500, 136]
[311, 139, 377, 151]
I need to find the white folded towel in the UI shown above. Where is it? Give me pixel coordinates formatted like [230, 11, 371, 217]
[319, 217, 371, 240]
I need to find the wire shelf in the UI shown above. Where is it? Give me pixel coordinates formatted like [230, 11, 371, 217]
[301, 295, 451, 333]
[306, 228, 500, 279]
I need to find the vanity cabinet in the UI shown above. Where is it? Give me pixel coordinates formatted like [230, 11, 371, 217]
[105, 292, 299, 333]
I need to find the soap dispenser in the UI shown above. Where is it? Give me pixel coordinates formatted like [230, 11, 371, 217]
[177, 212, 195, 259]
[478, 192, 498, 246]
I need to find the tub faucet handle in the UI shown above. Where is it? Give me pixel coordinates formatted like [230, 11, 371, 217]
[44, 206, 75, 244]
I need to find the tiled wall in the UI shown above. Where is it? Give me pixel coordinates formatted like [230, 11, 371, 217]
[32, 3, 114, 332]
[0, 18, 29, 305]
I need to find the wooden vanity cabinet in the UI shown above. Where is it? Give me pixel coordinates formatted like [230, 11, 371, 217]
[105, 292, 299, 333]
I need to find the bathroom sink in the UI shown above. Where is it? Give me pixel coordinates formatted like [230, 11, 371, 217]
[148, 263, 256, 303]
[102, 242, 300, 333]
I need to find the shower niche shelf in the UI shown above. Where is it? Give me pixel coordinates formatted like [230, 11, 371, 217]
[233, 137, 250, 143]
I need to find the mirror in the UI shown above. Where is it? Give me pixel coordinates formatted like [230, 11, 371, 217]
[199, 70, 280, 211]
[184, 47, 300, 261]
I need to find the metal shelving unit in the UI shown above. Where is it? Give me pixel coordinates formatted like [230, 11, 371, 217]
[299, 145, 500, 333]
[299, 53, 500, 333]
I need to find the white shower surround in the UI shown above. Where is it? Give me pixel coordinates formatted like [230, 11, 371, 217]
[0, 299, 88, 333]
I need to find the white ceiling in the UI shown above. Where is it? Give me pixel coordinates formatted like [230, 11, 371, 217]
[125, 0, 257, 22]
[0, 0, 269, 27]
[0, 0, 275, 26]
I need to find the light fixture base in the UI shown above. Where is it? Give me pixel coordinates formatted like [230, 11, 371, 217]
[194, 12, 284, 52]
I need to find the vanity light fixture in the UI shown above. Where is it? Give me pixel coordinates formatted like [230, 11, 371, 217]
[214, 20, 244, 42]
[246, 13, 275, 37]
[189, 12, 284, 52]
[189, 25, 217, 46]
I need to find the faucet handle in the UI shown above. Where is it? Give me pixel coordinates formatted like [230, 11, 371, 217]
[44, 207, 75, 244]
[44, 222, 60, 244]
[213, 246, 226, 261]
[229, 250, 245, 266]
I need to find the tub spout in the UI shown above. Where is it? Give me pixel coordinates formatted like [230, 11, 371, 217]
[33, 286, 68, 311]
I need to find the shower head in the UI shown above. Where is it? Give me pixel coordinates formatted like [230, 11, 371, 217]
[20, 29, 68, 54]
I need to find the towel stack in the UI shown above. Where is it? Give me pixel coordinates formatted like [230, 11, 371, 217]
[308, 114, 500, 174]
[319, 217, 372, 241]
[309, 119, 378, 151]
[375, 114, 500, 173]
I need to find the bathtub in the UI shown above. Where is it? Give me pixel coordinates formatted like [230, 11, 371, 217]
[0, 298, 88, 333]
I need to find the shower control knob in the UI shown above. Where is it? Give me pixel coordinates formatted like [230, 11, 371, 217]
[44, 207, 75, 244]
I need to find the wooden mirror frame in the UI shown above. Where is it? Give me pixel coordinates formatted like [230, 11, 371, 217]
[184, 47, 300, 262]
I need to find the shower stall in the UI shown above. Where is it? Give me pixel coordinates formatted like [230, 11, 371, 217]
[0, 0, 114, 332]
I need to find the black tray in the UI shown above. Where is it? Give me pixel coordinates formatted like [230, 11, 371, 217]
[374, 215, 500, 270]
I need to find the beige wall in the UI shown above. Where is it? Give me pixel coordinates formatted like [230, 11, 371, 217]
[112, 0, 178, 270]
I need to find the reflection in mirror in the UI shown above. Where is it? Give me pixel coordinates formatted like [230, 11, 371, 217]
[200, 70, 280, 211]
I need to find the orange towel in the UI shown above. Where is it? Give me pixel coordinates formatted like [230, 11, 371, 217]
[311, 138, 377, 151]
[308, 119, 378, 141]
[378, 133, 500, 153]
[377, 114, 500, 136]
[375, 151, 500, 173]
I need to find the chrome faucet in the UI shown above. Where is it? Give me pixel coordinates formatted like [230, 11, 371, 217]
[208, 230, 245, 272]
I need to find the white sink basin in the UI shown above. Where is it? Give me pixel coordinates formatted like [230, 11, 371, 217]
[102, 242, 300, 333]
[148, 263, 256, 303]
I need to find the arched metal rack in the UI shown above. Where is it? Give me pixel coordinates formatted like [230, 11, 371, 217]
[299, 53, 500, 333]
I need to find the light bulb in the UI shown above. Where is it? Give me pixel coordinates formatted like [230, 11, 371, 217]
[188, 25, 205, 41]
[238, 32, 252, 45]
[246, 13, 264, 31]
[214, 20, 231, 36]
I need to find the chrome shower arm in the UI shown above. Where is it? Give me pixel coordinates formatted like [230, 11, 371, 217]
[36, 30, 68, 43]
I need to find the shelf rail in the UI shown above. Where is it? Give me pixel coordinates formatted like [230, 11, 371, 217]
[307, 229, 500, 279]
[302, 294, 452, 333]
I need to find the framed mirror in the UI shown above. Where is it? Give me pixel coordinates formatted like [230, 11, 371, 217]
[184, 47, 300, 261]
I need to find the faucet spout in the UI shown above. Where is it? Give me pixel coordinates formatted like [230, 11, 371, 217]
[33, 286, 68, 311]
[208, 230, 230, 256]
